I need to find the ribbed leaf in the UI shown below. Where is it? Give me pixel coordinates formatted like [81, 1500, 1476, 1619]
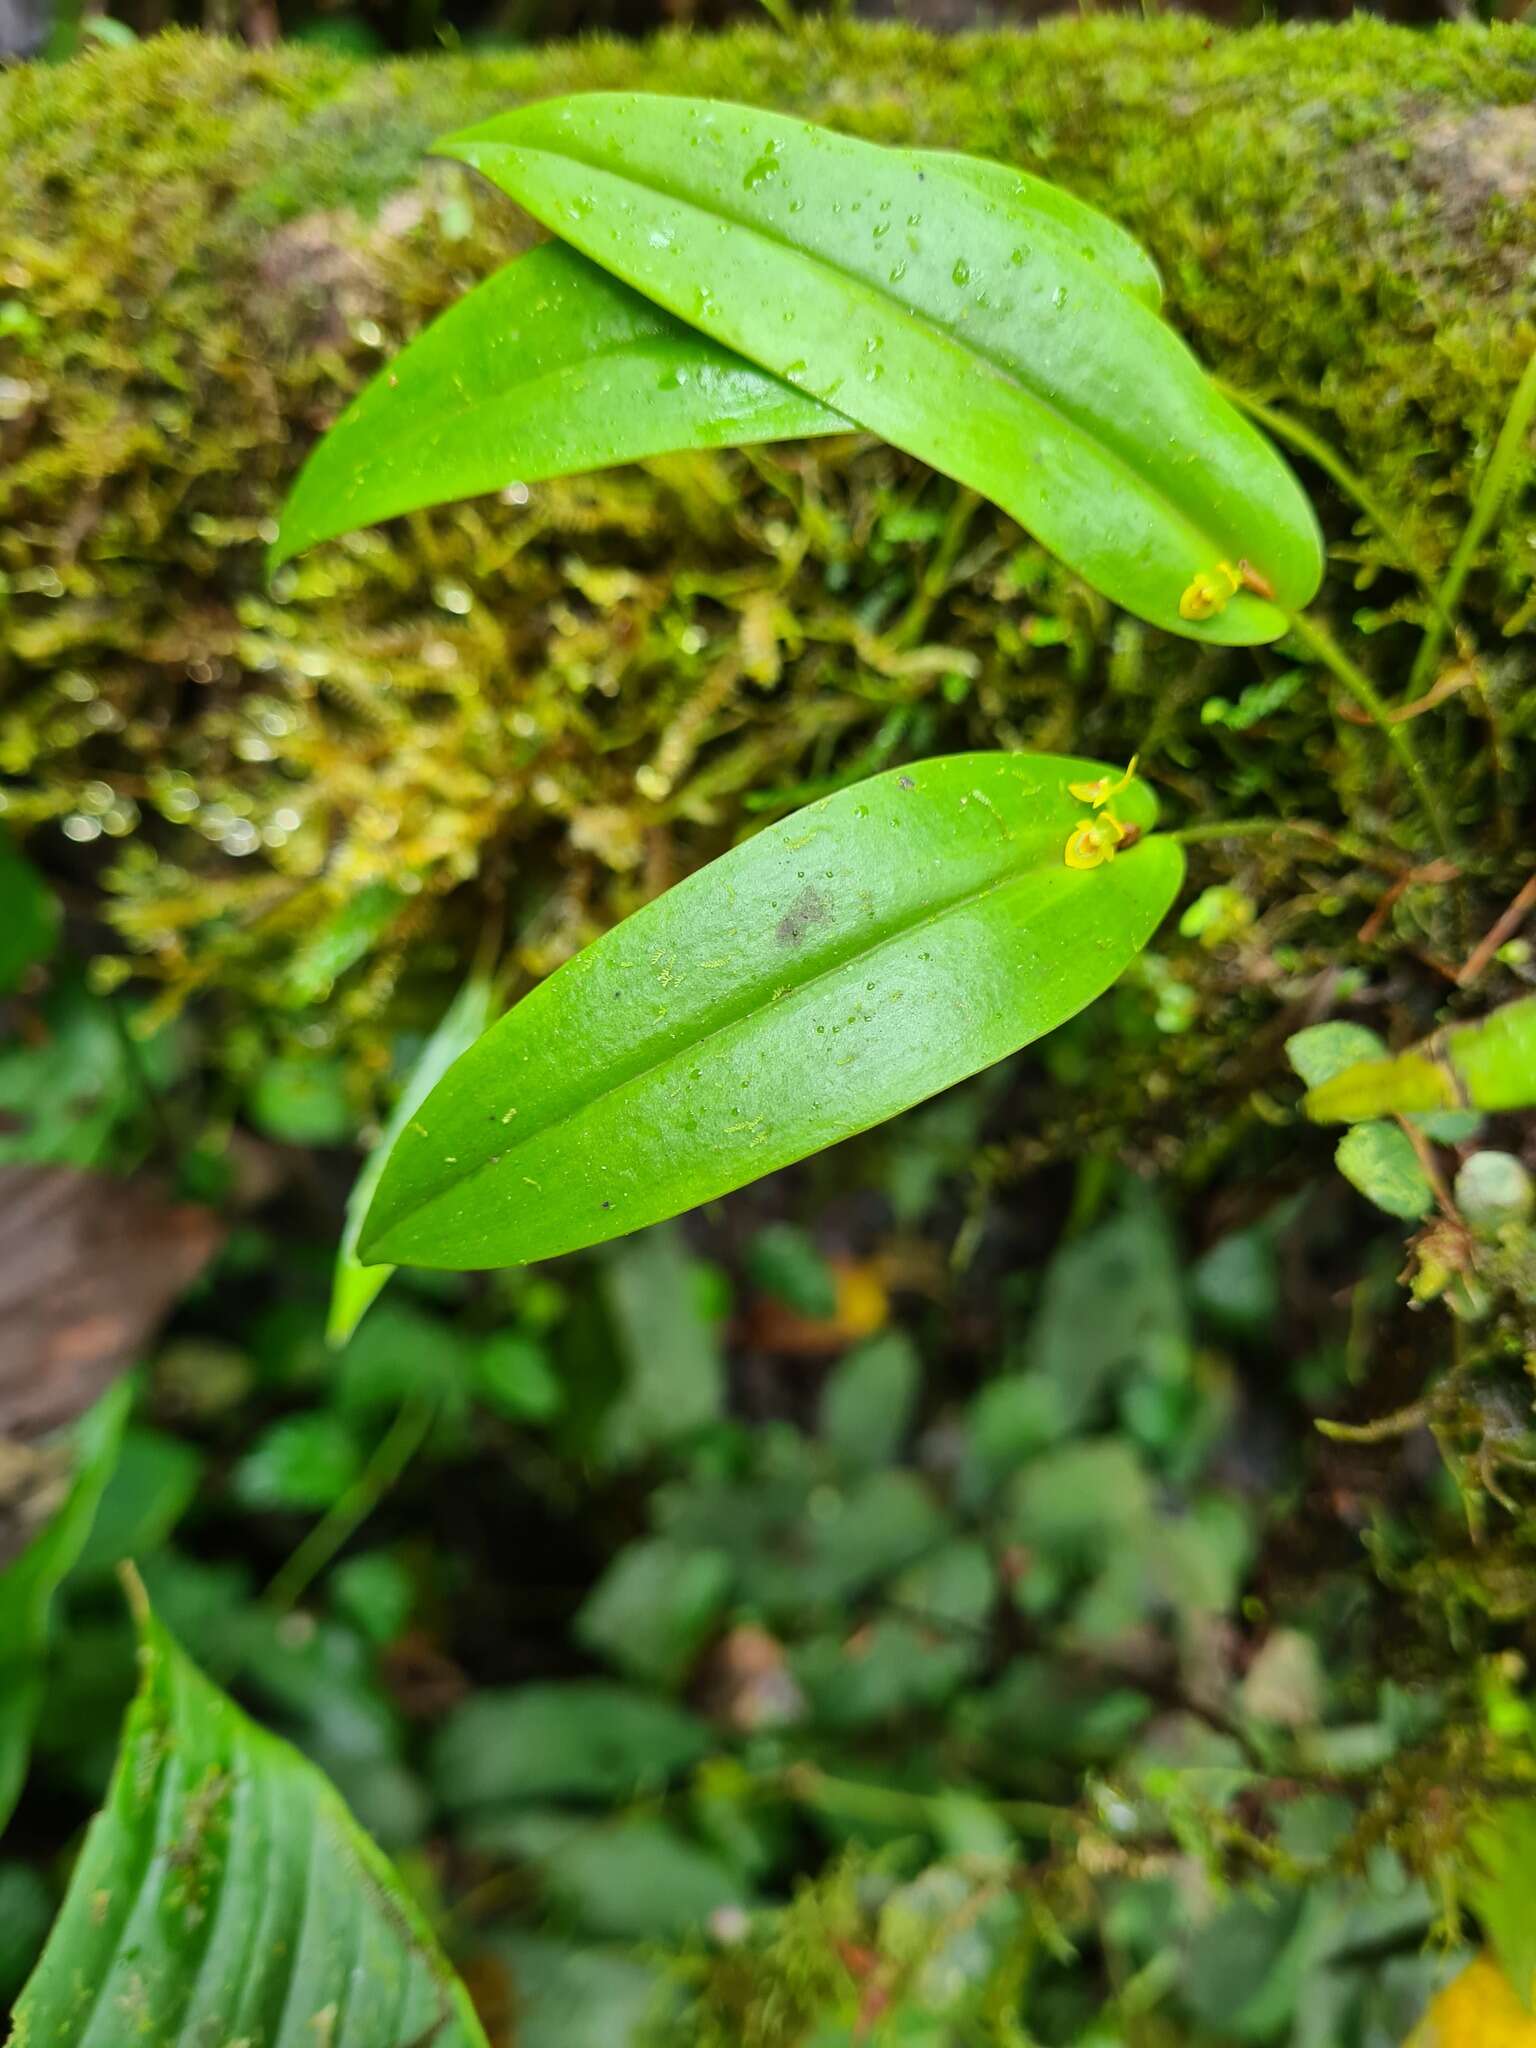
[361, 752, 1184, 1270]
[328, 962, 501, 1345]
[439, 93, 1322, 643]
[273, 147, 1160, 566]
[0, 1381, 128, 1836]
[7, 1583, 488, 2048]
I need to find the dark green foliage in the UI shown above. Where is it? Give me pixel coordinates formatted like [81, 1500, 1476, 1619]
[10, 1160, 1532, 2042]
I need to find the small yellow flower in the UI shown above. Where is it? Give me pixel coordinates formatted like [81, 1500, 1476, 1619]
[1064, 814, 1127, 870]
[1406, 1953, 1536, 2048]
[1179, 560, 1244, 622]
[1068, 756, 1139, 809]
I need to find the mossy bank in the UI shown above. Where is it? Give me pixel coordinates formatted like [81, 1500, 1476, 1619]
[1, 20, 1533, 1141]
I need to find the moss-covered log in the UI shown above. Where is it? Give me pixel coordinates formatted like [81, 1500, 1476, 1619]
[1, 23, 1533, 1110]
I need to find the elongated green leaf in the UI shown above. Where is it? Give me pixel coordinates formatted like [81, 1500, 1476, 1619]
[440, 94, 1322, 643]
[273, 148, 1160, 567]
[273, 243, 839, 568]
[329, 962, 502, 1345]
[361, 752, 1183, 1270]
[8, 1583, 489, 2048]
[904, 149, 1163, 311]
[0, 1381, 129, 1836]
[1304, 994, 1536, 1122]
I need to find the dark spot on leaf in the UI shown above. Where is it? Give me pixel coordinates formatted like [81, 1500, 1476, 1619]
[898, 775, 915, 790]
[776, 884, 834, 947]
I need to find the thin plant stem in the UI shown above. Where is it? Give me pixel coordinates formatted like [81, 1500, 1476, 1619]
[1408, 342, 1536, 698]
[1218, 381, 1445, 617]
[893, 487, 981, 650]
[1172, 817, 1325, 848]
[264, 1396, 436, 1613]
[1173, 816, 1431, 876]
[1286, 611, 1455, 863]
[1316, 1399, 1433, 1444]
[1458, 870, 1536, 988]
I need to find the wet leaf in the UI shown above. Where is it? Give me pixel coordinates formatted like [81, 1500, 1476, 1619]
[440, 94, 1321, 641]
[361, 754, 1183, 1269]
[273, 151, 1161, 566]
[274, 244, 835, 566]
[7, 1582, 489, 2048]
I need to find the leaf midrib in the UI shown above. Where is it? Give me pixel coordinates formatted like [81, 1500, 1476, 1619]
[369, 823, 1139, 1250]
[455, 133, 1216, 557]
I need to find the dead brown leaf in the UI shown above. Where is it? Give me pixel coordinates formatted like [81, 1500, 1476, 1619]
[0, 1164, 223, 1442]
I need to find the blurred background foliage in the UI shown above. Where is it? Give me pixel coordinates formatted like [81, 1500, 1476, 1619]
[3, 0, 1526, 73]
[3, 836, 1536, 2038]
[3, 14, 1536, 2045]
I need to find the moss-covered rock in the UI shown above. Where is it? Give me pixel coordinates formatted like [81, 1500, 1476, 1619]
[0, 21, 1532, 1093]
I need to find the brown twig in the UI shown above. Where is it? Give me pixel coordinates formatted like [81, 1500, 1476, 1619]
[1456, 871, 1536, 988]
[1336, 664, 1477, 726]
[1356, 859, 1460, 945]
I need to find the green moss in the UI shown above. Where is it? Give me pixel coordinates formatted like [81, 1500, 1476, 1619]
[0, 22, 1532, 1099]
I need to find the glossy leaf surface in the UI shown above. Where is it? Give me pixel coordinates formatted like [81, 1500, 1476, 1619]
[273, 147, 1160, 566]
[362, 753, 1183, 1269]
[0, 1381, 128, 1836]
[440, 94, 1322, 642]
[273, 243, 839, 567]
[8, 1587, 488, 2048]
[329, 962, 501, 1345]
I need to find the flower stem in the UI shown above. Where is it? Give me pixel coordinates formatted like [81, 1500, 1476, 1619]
[1407, 341, 1536, 700]
[264, 1396, 435, 1613]
[1287, 610, 1455, 863]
